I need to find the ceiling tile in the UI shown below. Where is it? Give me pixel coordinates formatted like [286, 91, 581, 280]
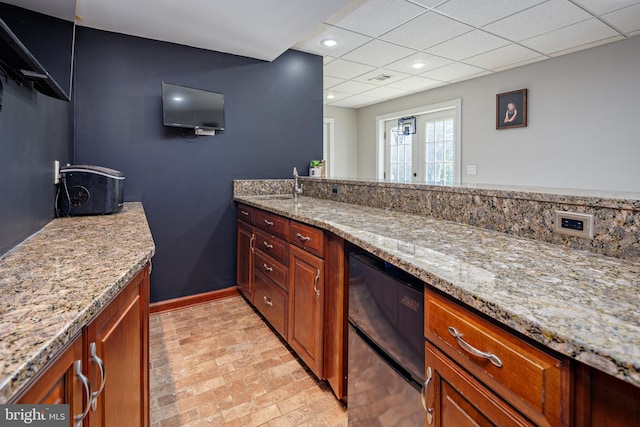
[384, 52, 454, 74]
[341, 40, 418, 67]
[450, 70, 493, 82]
[380, 11, 473, 50]
[324, 56, 337, 65]
[571, 0, 640, 15]
[434, 0, 546, 27]
[426, 30, 511, 60]
[490, 56, 546, 72]
[330, 80, 379, 94]
[361, 86, 409, 99]
[326, 0, 426, 38]
[352, 68, 412, 85]
[409, 0, 450, 9]
[546, 35, 625, 57]
[421, 62, 486, 81]
[323, 90, 352, 103]
[520, 19, 621, 55]
[464, 44, 541, 70]
[483, 0, 593, 42]
[324, 76, 346, 89]
[388, 76, 445, 91]
[328, 94, 380, 108]
[294, 24, 372, 57]
[324, 59, 376, 79]
[602, 3, 640, 34]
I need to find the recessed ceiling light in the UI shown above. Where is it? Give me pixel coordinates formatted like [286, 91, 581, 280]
[326, 94, 336, 100]
[173, 96, 183, 102]
[321, 38, 338, 47]
[412, 62, 426, 70]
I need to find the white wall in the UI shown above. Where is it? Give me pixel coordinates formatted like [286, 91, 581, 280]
[356, 36, 640, 192]
[324, 105, 358, 178]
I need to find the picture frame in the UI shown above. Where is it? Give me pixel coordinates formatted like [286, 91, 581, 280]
[496, 89, 527, 130]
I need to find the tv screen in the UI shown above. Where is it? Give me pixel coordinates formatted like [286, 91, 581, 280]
[162, 82, 225, 131]
[0, 1, 76, 101]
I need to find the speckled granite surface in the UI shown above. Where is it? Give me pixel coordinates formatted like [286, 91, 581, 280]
[233, 179, 293, 196]
[0, 203, 155, 403]
[300, 178, 640, 262]
[235, 195, 640, 387]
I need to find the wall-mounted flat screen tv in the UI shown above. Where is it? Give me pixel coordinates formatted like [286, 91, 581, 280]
[0, 0, 76, 101]
[162, 82, 225, 131]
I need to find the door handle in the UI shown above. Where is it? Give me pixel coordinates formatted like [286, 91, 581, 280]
[74, 360, 91, 427]
[263, 241, 273, 249]
[421, 366, 434, 424]
[296, 232, 312, 242]
[448, 327, 503, 368]
[313, 269, 320, 296]
[263, 296, 273, 306]
[90, 342, 106, 411]
[264, 219, 274, 226]
[263, 263, 273, 272]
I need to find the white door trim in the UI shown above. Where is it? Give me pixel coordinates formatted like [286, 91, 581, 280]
[323, 117, 335, 178]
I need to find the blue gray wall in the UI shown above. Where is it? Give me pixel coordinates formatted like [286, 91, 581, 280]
[74, 28, 323, 302]
[0, 79, 73, 255]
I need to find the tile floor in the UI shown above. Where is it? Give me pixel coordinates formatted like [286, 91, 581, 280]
[149, 296, 347, 426]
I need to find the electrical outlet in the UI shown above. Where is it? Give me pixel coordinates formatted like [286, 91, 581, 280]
[54, 160, 60, 184]
[331, 188, 338, 194]
[467, 164, 477, 175]
[554, 211, 594, 239]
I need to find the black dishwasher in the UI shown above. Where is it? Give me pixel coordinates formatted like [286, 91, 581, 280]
[348, 253, 425, 426]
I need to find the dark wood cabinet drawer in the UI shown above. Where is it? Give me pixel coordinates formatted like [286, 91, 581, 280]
[425, 288, 570, 427]
[255, 210, 289, 239]
[255, 229, 288, 265]
[290, 221, 325, 258]
[255, 250, 288, 291]
[254, 270, 288, 339]
[237, 204, 254, 224]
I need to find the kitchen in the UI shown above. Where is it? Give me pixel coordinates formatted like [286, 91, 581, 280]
[1, 0, 639, 426]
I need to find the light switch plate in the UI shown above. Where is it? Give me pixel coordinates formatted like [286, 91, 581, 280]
[554, 211, 594, 239]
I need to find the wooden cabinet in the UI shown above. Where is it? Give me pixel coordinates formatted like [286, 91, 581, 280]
[236, 220, 254, 301]
[11, 265, 150, 427]
[289, 245, 325, 378]
[86, 266, 150, 427]
[15, 335, 85, 425]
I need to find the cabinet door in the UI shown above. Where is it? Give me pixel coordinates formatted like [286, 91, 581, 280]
[86, 266, 150, 427]
[237, 220, 254, 302]
[16, 335, 87, 427]
[424, 341, 534, 427]
[289, 245, 325, 378]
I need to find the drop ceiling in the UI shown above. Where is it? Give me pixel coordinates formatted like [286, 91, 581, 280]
[295, 0, 640, 108]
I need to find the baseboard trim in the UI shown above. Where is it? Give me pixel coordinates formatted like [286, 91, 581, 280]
[150, 286, 240, 314]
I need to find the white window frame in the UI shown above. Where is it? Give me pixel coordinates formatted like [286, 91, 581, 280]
[375, 99, 462, 183]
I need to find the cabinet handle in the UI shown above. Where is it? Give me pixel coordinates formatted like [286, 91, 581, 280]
[264, 219, 274, 226]
[241, 210, 249, 216]
[313, 269, 320, 297]
[296, 232, 312, 242]
[263, 263, 273, 272]
[263, 241, 273, 249]
[90, 342, 106, 411]
[250, 234, 255, 253]
[422, 366, 434, 424]
[263, 296, 273, 306]
[74, 360, 91, 427]
[448, 326, 503, 368]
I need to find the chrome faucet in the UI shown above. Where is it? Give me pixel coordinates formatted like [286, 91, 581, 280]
[293, 167, 303, 199]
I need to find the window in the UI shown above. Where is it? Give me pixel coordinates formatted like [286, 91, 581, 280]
[379, 100, 461, 185]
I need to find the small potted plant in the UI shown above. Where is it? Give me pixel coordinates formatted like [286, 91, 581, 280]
[309, 160, 323, 178]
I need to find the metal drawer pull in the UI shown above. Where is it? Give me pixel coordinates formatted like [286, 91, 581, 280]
[263, 263, 273, 272]
[313, 269, 321, 296]
[448, 327, 503, 368]
[296, 232, 312, 242]
[90, 342, 106, 411]
[241, 210, 249, 216]
[263, 296, 273, 306]
[263, 241, 273, 249]
[264, 219, 274, 226]
[250, 235, 255, 253]
[422, 367, 434, 424]
[74, 360, 91, 427]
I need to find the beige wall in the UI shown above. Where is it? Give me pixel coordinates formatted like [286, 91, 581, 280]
[355, 36, 640, 192]
[324, 105, 358, 178]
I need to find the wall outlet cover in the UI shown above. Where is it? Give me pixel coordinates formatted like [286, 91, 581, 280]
[467, 164, 478, 175]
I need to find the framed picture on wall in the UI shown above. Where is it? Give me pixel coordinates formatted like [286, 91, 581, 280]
[496, 89, 527, 129]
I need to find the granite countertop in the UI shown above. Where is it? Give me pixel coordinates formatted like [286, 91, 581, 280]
[235, 195, 640, 387]
[0, 203, 155, 403]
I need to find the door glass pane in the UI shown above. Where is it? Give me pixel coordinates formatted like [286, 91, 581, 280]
[445, 140, 454, 162]
[435, 163, 443, 184]
[435, 121, 444, 141]
[435, 141, 444, 162]
[398, 145, 405, 164]
[445, 163, 454, 183]
[405, 143, 412, 163]
[427, 164, 434, 184]
[391, 145, 398, 163]
[398, 164, 406, 183]
[426, 122, 435, 142]
[445, 119, 453, 140]
[405, 165, 413, 182]
[426, 142, 435, 162]
[391, 164, 398, 181]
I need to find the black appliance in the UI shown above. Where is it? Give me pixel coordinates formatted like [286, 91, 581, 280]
[348, 253, 426, 426]
[162, 82, 225, 131]
[58, 165, 124, 216]
[0, 1, 76, 101]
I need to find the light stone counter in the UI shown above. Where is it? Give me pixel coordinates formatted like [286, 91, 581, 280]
[235, 195, 640, 388]
[0, 203, 155, 403]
